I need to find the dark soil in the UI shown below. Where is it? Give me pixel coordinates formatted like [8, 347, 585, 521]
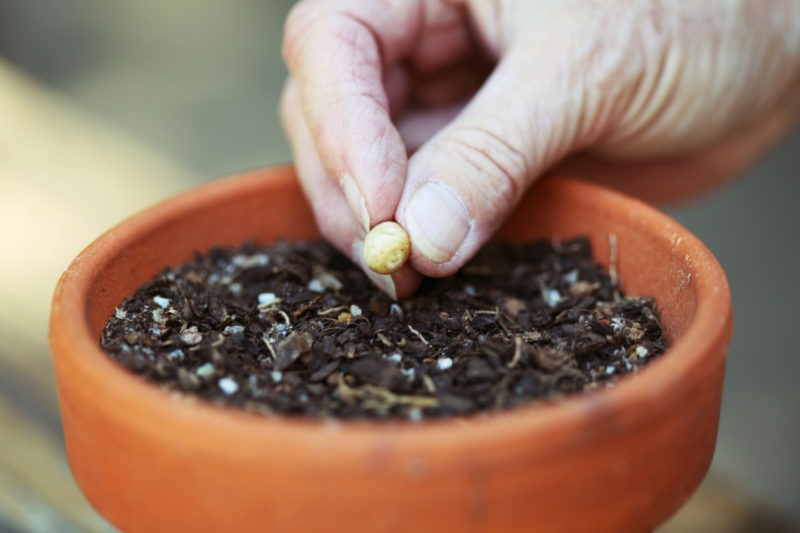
[101, 237, 667, 420]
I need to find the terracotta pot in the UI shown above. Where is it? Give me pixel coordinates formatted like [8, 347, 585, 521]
[49, 166, 732, 533]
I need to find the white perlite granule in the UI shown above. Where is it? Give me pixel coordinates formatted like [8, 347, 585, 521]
[218, 377, 239, 395]
[228, 282, 243, 296]
[180, 326, 202, 345]
[307, 279, 325, 293]
[195, 362, 215, 378]
[386, 353, 402, 364]
[257, 292, 279, 306]
[167, 349, 185, 361]
[542, 287, 562, 308]
[311, 266, 344, 291]
[562, 268, 579, 285]
[231, 253, 270, 269]
[437, 357, 453, 371]
[224, 325, 245, 335]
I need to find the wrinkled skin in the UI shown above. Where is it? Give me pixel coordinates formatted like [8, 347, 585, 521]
[280, 0, 800, 298]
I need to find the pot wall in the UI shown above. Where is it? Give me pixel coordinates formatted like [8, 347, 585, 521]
[49, 167, 732, 533]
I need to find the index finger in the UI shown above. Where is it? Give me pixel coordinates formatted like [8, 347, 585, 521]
[282, 0, 423, 230]
[282, 0, 471, 232]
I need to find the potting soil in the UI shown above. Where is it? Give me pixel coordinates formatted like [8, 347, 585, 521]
[101, 237, 667, 419]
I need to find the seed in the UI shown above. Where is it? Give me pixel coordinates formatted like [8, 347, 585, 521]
[363, 221, 410, 274]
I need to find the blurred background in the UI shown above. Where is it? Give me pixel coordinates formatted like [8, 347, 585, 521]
[0, 1, 797, 531]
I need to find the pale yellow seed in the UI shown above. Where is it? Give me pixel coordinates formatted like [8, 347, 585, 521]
[363, 221, 410, 274]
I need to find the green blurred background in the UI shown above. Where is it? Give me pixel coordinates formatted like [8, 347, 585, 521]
[1, 1, 798, 530]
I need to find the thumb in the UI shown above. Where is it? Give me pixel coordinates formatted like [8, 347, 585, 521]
[396, 38, 617, 276]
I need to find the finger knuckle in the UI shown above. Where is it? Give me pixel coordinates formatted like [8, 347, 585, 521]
[565, 3, 678, 150]
[356, 108, 405, 172]
[448, 124, 530, 211]
[544, 3, 646, 96]
[283, 4, 379, 73]
[311, 98, 402, 175]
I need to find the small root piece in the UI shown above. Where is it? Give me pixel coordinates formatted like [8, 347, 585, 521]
[609, 233, 618, 285]
[263, 338, 277, 360]
[407, 324, 429, 346]
[509, 336, 523, 368]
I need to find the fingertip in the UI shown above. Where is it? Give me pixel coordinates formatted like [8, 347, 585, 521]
[390, 266, 423, 299]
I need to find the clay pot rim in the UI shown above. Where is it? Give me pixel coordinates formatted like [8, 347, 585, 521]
[50, 166, 731, 448]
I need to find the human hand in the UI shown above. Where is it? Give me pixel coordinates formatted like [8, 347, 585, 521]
[280, 0, 800, 298]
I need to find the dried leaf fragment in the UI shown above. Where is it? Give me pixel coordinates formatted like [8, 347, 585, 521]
[274, 331, 313, 370]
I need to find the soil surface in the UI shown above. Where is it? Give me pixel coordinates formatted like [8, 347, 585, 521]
[101, 237, 667, 420]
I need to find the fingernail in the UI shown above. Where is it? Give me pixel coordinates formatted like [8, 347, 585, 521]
[405, 182, 470, 263]
[380, 275, 398, 300]
[341, 173, 370, 232]
[352, 240, 397, 299]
